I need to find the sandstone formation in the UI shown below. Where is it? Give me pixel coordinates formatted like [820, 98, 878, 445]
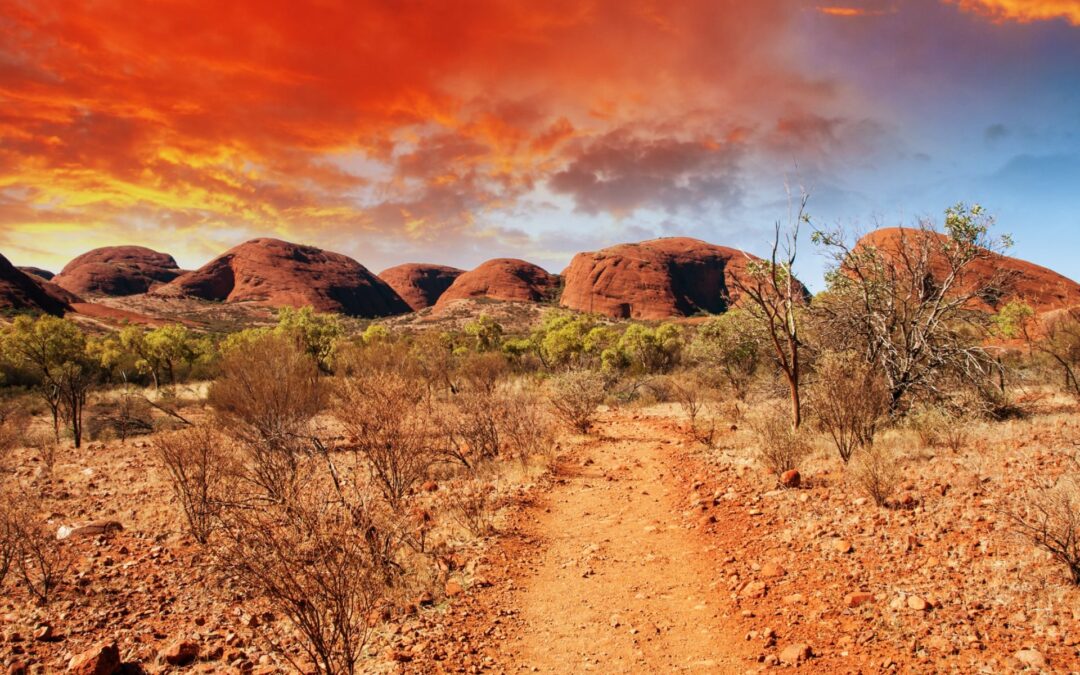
[559, 237, 806, 319]
[379, 263, 464, 310]
[18, 266, 54, 280]
[435, 259, 559, 309]
[154, 238, 410, 317]
[0, 253, 71, 315]
[53, 246, 182, 297]
[857, 228, 1080, 313]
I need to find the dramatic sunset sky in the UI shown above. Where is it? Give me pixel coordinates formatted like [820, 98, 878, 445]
[1, 0, 1079, 287]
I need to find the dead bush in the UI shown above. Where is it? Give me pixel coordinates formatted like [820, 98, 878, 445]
[907, 404, 972, 452]
[455, 351, 509, 394]
[217, 492, 389, 675]
[851, 443, 901, 507]
[209, 334, 323, 502]
[448, 388, 503, 467]
[750, 406, 811, 475]
[670, 375, 719, 447]
[548, 370, 606, 434]
[0, 494, 71, 604]
[87, 393, 154, 443]
[0, 398, 29, 468]
[1010, 472, 1080, 585]
[445, 479, 498, 537]
[336, 371, 438, 508]
[497, 383, 557, 464]
[154, 425, 235, 543]
[811, 351, 890, 463]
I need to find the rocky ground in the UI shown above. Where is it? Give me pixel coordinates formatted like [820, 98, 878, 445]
[2, 400, 1079, 673]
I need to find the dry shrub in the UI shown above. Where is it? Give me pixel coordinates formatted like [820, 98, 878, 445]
[0, 493, 71, 604]
[336, 370, 438, 508]
[497, 383, 557, 464]
[0, 398, 29, 470]
[447, 388, 502, 467]
[811, 351, 890, 463]
[444, 479, 498, 537]
[456, 351, 509, 394]
[1010, 471, 1080, 585]
[87, 392, 154, 443]
[154, 425, 235, 543]
[548, 370, 606, 434]
[749, 406, 810, 475]
[217, 493, 390, 675]
[670, 374, 719, 447]
[209, 334, 323, 502]
[851, 443, 901, 507]
[907, 405, 970, 452]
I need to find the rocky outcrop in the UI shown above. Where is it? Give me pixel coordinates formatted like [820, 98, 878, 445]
[857, 228, 1080, 313]
[154, 238, 410, 317]
[379, 263, 464, 310]
[559, 237, 806, 319]
[53, 246, 182, 297]
[434, 259, 559, 310]
[18, 266, 54, 280]
[0, 253, 71, 315]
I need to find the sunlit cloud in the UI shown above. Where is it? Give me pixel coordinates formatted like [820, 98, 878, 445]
[949, 0, 1080, 25]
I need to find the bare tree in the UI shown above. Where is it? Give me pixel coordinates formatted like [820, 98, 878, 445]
[812, 204, 1011, 411]
[0, 493, 72, 604]
[731, 192, 809, 427]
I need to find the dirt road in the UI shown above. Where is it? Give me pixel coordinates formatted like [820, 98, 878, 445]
[498, 413, 746, 673]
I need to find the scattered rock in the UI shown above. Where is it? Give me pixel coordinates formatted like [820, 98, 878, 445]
[778, 643, 812, 665]
[161, 639, 200, 666]
[845, 592, 874, 608]
[832, 539, 853, 554]
[780, 469, 801, 488]
[445, 580, 464, 598]
[907, 595, 929, 612]
[68, 641, 121, 675]
[760, 562, 786, 579]
[1013, 649, 1047, 669]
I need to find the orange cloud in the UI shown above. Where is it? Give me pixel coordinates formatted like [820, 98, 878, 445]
[0, 0, 863, 270]
[950, 0, 1080, 25]
[817, 6, 895, 17]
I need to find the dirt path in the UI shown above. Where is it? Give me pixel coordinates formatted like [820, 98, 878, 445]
[498, 413, 747, 673]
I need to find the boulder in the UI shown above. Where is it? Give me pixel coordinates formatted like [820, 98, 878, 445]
[559, 237, 810, 319]
[435, 258, 559, 309]
[378, 263, 463, 310]
[67, 642, 120, 675]
[53, 246, 182, 296]
[154, 238, 410, 317]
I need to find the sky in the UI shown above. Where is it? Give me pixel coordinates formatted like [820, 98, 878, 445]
[1, 0, 1079, 290]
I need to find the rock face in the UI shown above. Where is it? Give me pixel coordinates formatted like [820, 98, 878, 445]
[435, 258, 559, 309]
[379, 263, 464, 310]
[18, 266, 54, 280]
[0, 253, 71, 315]
[559, 237, 804, 319]
[857, 228, 1080, 313]
[154, 238, 411, 317]
[53, 246, 182, 297]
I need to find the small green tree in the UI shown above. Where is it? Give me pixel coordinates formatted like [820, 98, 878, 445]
[1, 316, 96, 447]
[275, 307, 344, 373]
[116, 324, 202, 388]
[603, 323, 683, 375]
[464, 315, 504, 352]
[689, 309, 763, 399]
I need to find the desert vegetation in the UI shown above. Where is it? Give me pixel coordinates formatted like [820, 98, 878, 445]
[0, 205, 1078, 672]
